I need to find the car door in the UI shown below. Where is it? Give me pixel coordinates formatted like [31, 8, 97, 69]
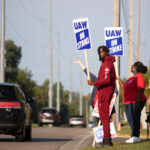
[15, 86, 31, 126]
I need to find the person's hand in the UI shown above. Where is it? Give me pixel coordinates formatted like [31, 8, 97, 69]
[74, 60, 81, 65]
[87, 80, 94, 86]
[147, 96, 150, 107]
[116, 76, 120, 80]
[74, 60, 85, 70]
[135, 101, 140, 112]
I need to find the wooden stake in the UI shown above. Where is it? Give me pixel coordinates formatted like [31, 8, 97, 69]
[84, 50, 90, 80]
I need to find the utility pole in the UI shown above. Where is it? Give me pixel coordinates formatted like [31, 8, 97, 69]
[113, 0, 120, 127]
[0, 0, 5, 83]
[128, 0, 133, 77]
[56, 32, 60, 112]
[68, 55, 72, 103]
[136, 0, 140, 61]
[48, 0, 53, 107]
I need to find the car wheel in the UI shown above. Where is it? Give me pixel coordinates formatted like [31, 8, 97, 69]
[83, 125, 86, 128]
[25, 124, 32, 141]
[15, 125, 25, 142]
[38, 123, 43, 127]
[54, 122, 60, 127]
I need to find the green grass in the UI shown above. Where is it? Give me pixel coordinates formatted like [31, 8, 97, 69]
[79, 123, 150, 150]
[79, 140, 150, 150]
[117, 123, 148, 137]
[32, 123, 38, 127]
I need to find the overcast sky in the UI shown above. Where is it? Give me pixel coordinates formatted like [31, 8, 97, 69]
[1, 0, 150, 95]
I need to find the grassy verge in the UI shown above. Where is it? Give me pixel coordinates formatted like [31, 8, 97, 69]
[117, 123, 148, 138]
[79, 140, 150, 150]
[32, 123, 38, 127]
[79, 123, 150, 150]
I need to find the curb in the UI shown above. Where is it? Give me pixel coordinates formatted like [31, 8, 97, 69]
[58, 131, 92, 150]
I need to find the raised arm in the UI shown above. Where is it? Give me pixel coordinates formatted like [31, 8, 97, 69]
[116, 76, 124, 89]
[74, 60, 97, 81]
[74, 60, 85, 70]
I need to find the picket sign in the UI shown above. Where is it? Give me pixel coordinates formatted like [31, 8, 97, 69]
[93, 122, 117, 143]
[73, 18, 91, 80]
[92, 92, 117, 118]
[104, 27, 124, 56]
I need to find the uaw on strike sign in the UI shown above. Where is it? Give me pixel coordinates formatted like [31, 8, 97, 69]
[73, 18, 91, 50]
[104, 27, 123, 56]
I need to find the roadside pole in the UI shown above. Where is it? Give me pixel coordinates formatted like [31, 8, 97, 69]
[113, 0, 120, 128]
[0, 0, 5, 83]
[49, 0, 53, 108]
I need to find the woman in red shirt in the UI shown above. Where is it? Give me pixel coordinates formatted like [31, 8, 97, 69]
[117, 61, 147, 143]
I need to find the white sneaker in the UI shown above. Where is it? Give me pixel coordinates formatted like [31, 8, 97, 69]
[125, 137, 141, 143]
[125, 137, 134, 143]
[132, 137, 141, 143]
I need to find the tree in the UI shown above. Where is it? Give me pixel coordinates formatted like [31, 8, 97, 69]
[5, 40, 22, 82]
[143, 66, 150, 97]
[5, 40, 22, 68]
[4, 39, 90, 124]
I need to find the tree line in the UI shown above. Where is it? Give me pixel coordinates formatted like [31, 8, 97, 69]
[4, 40, 150, 124]
[5, 40, 89, 124]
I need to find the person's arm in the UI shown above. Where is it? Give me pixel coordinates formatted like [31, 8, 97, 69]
[74, 60, 85, 70]
[135, 75, 145, 111]
[93, 73, 111, 88]
[74, 60, 97, 81]
[116, 76, 124, 89]
[84, 69, 97, 81]
[135, 88, 144, 111]
[147, 80, 150, 107]
[92, 66, 111, 88]
[147, 89, 150, 107]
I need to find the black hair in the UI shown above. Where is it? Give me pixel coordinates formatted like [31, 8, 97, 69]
[97, 45, 109, 56]
[132, 61, 147, 74]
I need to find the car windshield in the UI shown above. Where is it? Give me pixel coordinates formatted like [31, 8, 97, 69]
[41, 108, 56, 114]
[0, 85, 17, 101]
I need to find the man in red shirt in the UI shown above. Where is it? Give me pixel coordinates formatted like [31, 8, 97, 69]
[88, 45, 116, 147]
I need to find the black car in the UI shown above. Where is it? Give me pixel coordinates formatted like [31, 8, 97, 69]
[0, 83, 33, 142]
[38, 107, 60, 126]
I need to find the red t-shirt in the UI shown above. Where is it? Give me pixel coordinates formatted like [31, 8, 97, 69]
[123, 73, 146, 104]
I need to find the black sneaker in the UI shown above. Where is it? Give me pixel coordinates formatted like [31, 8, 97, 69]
[102, 138, 113, 147]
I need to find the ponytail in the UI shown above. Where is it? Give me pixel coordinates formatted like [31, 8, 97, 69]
[133, 61, 147, 74]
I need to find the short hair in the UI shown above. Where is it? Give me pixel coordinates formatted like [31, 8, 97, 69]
[132, 61, 147, 74]
[97, 45, 109, 56]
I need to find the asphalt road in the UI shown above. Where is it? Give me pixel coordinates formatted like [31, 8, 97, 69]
[0, 126, 93, 150]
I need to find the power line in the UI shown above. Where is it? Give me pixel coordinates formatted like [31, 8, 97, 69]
[17, 0, 48, 23]
[6, 16, 48, 48]
[27, 0, 50, 30]
[17, 0, 50, 40]
[6, 15, 49, 69]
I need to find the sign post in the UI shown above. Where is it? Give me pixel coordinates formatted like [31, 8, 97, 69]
[73, 18, 91, 80]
